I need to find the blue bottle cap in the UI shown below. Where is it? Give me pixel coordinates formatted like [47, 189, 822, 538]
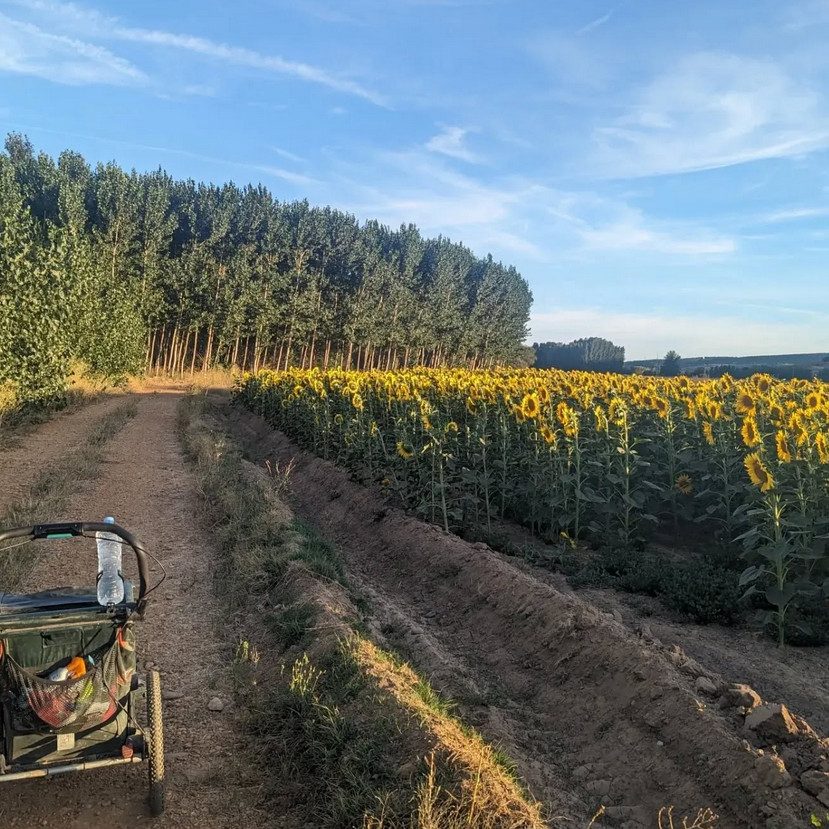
[104, 516, 115, 524]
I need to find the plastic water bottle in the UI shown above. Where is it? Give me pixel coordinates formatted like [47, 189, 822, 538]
[96, 516, 124, 606]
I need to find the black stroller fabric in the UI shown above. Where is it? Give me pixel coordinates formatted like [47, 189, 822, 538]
[0, 626, 135, 732]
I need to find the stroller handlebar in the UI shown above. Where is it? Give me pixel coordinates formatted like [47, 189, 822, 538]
[0, 522, 149, 609]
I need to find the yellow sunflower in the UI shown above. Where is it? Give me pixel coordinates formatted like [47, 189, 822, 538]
[702, 421, 715, 446]
[744, 452, 774, 492]
[741, 416, 761, 447]
[538, 423, 557, 446]
[396, 442, 413, 460]
[521, 393, 541, 420]
[816, 432, 829, 464]
[735, 391, 756, 414]
[775, 431, 792, 463]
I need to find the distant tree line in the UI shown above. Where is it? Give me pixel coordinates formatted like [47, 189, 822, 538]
[0, 134, 532, 402]
[533, 337, 625, 372]
[690, 364, 829, 381]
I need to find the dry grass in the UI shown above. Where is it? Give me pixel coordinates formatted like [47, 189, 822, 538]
[179, 393, 545, 829]
[0, 400, 138, 588]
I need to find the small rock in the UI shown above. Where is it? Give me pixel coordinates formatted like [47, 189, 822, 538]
[753, 754, 792, 789]
[611, 609, 623, 623]
[144, 660, 156, 671]
[571, 764, 591, 780]
[656, 740, 664, 747]
[745, 704, 800, 743]
[724, 683, 762, 710]
[800, 770, 829, 797]
[694, 676, 718, 696]
[207, 697, 225, 712]
[819, 790, 829, 808]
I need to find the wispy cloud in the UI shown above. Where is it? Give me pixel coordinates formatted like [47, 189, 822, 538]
[113, 27, 385, 105]
[580, 219, 736, 255]
[425, 125, 481, 163]
[594, 52, 829, 177]
[0, 11, 146, 85]
[755, 206, 829, 223]
[576, 10, 612, 35]
[271, 146, 306, 164]
[4, 0, 386, 103]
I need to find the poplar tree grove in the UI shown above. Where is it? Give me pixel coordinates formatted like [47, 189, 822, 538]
[0, 135, 533, 404]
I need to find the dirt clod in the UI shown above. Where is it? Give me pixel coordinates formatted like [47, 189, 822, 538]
[207, 697, 226, 712]
[695, 676, 719, 696]
[746, 703, 801, 743]
[800, 769, 829, 796]
[722, 683, 763, 711]
[752, 753, 792, 789]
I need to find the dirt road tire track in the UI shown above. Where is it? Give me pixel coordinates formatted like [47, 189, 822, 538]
[0, 393, 268, 829]
[0, 396, 128, 515]
[228, 404, 828, 829]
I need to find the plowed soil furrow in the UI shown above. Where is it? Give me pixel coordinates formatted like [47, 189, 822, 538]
[228, 406, 827, 829]
[0, 393, 267, 829]
[0, 396, 125, 514]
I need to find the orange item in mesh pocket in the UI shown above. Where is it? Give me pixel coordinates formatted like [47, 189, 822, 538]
[66, 657, 87, 680]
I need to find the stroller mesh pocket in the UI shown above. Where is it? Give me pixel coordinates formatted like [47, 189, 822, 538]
[0, 627, 136, 733]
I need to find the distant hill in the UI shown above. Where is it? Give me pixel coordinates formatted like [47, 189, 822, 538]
[629, 353, 827, 371]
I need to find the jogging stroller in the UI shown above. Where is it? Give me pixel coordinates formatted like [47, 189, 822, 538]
[0, 522, 165, 816]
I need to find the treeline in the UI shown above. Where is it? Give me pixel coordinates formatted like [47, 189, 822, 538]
[0, 134, 532, 402]
[533, 337, 625, 372]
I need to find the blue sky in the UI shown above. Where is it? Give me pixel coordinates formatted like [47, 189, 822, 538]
[1, 0, 828, 359]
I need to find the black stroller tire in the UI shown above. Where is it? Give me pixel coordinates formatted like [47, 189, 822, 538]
[146, 669, 165, 816]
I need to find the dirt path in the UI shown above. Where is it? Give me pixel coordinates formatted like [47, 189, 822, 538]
[0, 395, 126, 515]
[228, 405, 828, 829]
[0, 392, 268, 829]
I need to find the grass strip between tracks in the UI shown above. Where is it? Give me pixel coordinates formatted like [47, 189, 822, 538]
[180, 393, 545, 829]
[0, 400, 138, 588]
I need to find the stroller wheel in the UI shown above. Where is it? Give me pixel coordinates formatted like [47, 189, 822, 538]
[146, 669, 166, 816]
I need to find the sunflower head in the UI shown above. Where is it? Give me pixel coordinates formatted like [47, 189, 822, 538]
[675, 474, 693, 496]
[653, 397, 670, 419]
[741, 416, 761, 447]
[702, 421, 715, 446]
[521, 393, 541, 420]
[805, 391, 824, 411]
[538, 423, 557, 446]
[744, 452, 774, 492]
[396, 442, 414, 460]
[735, 391, 756, 415]
[816, 432, 829, 464]
[775, 431, 792, 463]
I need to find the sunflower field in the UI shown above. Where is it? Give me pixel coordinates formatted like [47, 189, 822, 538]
[236, 368, 829, 642]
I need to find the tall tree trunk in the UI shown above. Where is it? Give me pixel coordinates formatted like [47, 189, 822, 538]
[146, 328, 157, 372]
[241, 337, 250, 371]
[323, 339, 332, 370]
[203, 325, 214, 372]
[190, 328, 199, 375]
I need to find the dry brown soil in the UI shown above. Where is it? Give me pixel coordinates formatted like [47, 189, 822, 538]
[0, 392, 268, 829]
[0, 395, 126, 514]
[227, 402, 829, 829]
